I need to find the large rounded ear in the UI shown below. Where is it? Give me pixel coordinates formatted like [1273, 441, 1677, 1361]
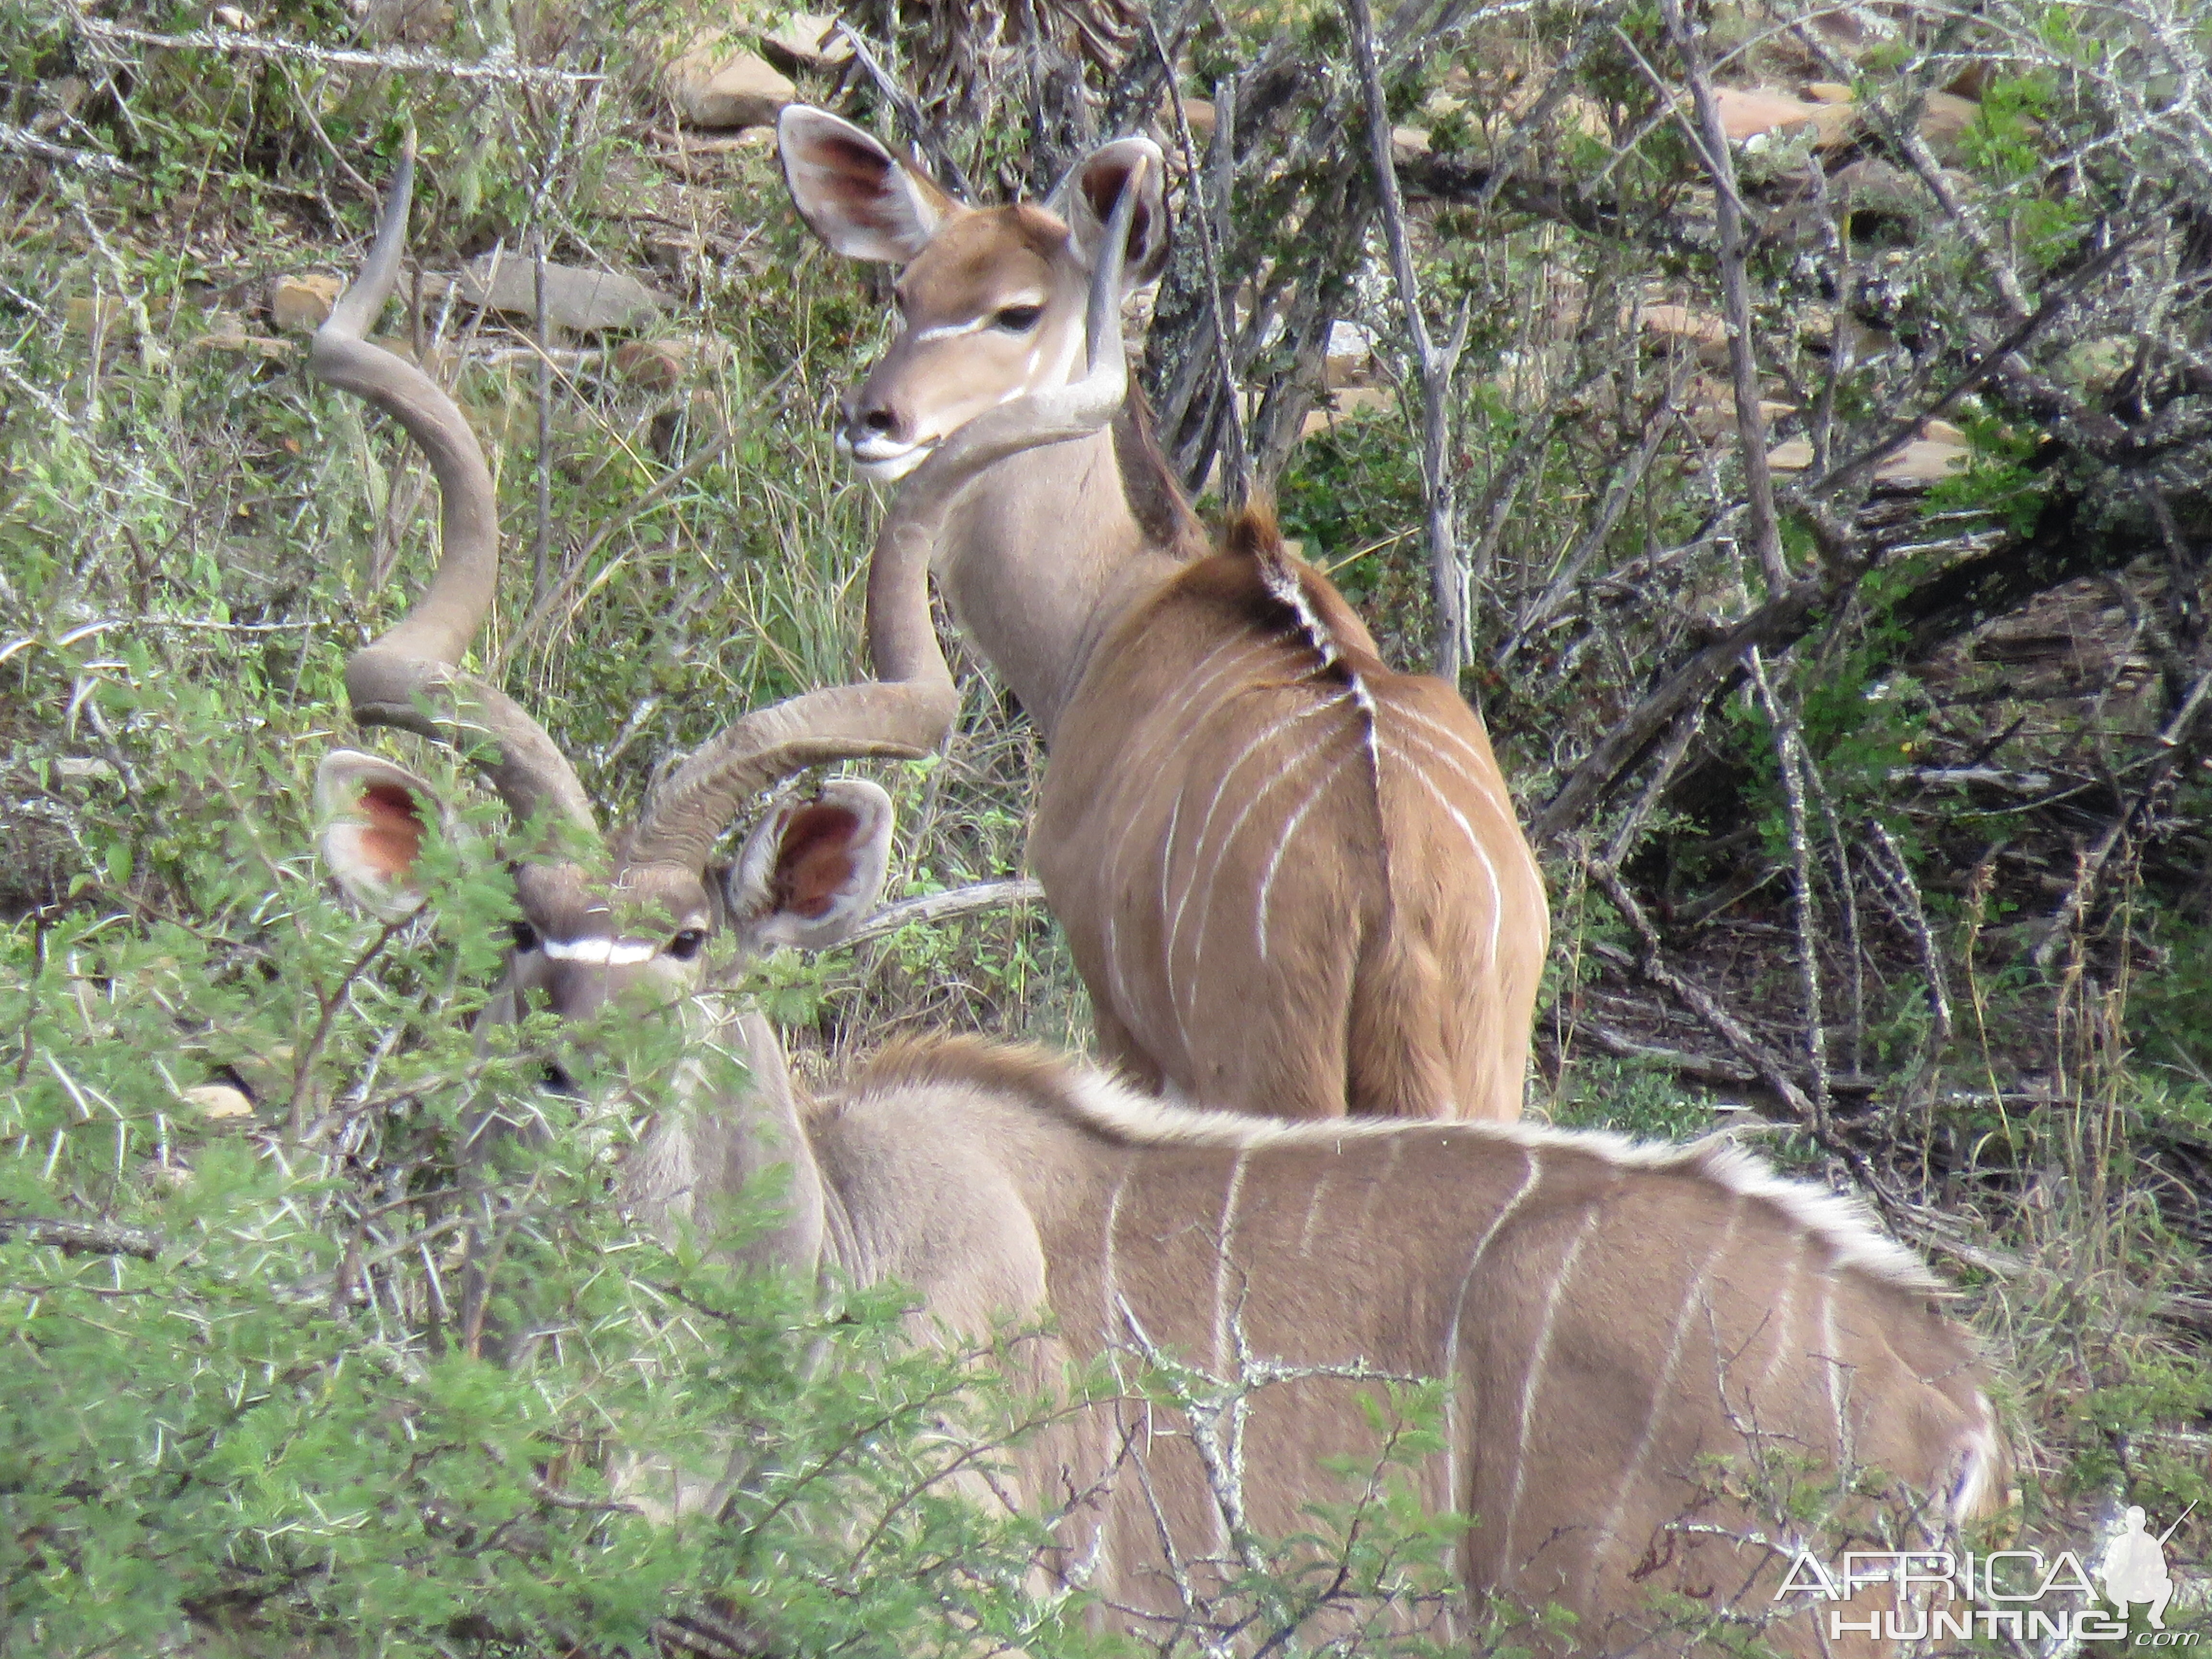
[725, 778, 896, 955]
[777, 105, 957, 264]
[1048, 137, 1171, 290]
[315, 749, 448, 921]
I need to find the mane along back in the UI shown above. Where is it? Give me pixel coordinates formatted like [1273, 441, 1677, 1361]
[849, 1036, 1944, 1295]
[1216, 500, 1386, 690]
[1112, 382, 1209, 556]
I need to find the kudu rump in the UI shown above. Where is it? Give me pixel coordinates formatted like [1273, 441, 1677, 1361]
[307, 162, 2002, 1656]
[779, 108, 1548, 1123]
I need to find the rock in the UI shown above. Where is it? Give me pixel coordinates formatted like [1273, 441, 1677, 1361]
[613, 337, 707, 390]
[1686, 385, 1797, 444]
[761, 12, 850, 70]
[457, 256, 669, 334]
[1807, 97, 1857, 149]
[1637, 302, 1728, 344]
[269, 273, 342, 331]
[1325, 320, 1377, 389]
[1917, 91, 1982, 161]
[668, 42, 793, 130]
[1715, 86, 1819, 142]
[184, 309, 289, 358]
[192, 308, 249, 351]
[1302, 384, 1398, 437]
[1767, 420, 1969, 484]
[1879, 434, 1971, 483]
[1390, 125, 1431, 162]
[1634, 301, 1731, 369]
[182, 1083, 255, 1119]
[1179, 97, 1216, 141]
[65, 295, 133, 336]
[361, 0, 451, 42]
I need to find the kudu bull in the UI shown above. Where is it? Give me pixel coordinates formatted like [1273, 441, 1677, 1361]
[308, 159, 2002, 1658]
[778, 108, 1548, 1123]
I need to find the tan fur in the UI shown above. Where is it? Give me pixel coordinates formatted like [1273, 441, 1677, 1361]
[783, 1035, 2005, 1657]
[1036, 519, 1547, 1121]
[783, 113, 1550, 1122]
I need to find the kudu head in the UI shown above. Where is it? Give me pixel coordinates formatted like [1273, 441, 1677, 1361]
[309, 147, 921, 1054]
[778, 106, 1169, 482]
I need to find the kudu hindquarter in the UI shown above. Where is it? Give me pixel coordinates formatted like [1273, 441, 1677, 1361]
[303, 159, 2002, 1659]
[778, 107, 1549, 1123]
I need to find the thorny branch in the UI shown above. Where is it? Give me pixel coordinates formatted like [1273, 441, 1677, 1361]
[1345, 0, 1471, 677]
[0, 1214, 162, 1258]
[70, 14, 604, 86]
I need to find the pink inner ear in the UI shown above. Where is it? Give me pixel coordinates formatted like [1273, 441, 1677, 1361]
[813, 134, 903, 229]
[1082, 166, 1154, 263]
[356, 782, 426, 879]
[773, 804, 861, 920]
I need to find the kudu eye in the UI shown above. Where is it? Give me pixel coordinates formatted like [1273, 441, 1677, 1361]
[511, 921, 540, 953]
[667, 928, 706, 962]
[994, 305, 1044, 333]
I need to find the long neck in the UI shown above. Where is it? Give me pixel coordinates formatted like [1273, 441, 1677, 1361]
[925, 412, 1195, 743]
[625, 1012, 828, 1275]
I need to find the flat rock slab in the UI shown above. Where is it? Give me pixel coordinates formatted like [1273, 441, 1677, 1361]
[762, 12, 850, 69]
[270, 273, 343, 331]
[667, 44, 793, 129]
[457, 256, 670, 333]
[1769, 421, 1969, 484]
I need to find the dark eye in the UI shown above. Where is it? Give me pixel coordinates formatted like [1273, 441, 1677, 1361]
[994, 305, 1043, 332]
[511, 921, 539, 952]
[667, 928, 706, 962]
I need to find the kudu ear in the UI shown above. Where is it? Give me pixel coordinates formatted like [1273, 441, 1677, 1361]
[725, 778, 896, 954]
[1050, 137, 1171, 290]
[777, 105, 957, 264]
[315, 749, 449, 921]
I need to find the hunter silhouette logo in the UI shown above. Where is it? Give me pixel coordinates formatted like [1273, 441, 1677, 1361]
[2103, 1503, 2195, 1631]
[1777, 1498, 2200, 1644]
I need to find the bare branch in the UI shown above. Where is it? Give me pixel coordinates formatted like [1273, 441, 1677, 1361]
[1746, 648, 1830, 1131]
[1345, 0, 1469, 677]
[0, 121, 133, 175]
[841, 879, 1045, 947]
[72, 15, 603, 86]
[0, 1215, 162, 1259]
[1656, 0, 1788, 591]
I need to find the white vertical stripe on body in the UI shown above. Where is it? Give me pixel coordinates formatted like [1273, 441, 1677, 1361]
[1441, 1150, 1545, 1527]
[1589, 1195, 1745, 1582]
[1386, 745, 1504, 966]
[1498, 1204, 1602, 1578]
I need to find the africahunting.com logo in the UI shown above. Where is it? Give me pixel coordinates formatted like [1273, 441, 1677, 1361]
[1778, 1501, 2200, 1645]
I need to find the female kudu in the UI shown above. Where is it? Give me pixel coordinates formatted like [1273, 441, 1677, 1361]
[778, 108, 1549, 1123]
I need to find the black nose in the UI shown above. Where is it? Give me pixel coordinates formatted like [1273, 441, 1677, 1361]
[541, 1062, 581, 1098]
[845, 393, 909, 444]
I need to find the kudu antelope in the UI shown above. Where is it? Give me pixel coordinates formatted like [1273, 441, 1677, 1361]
[306, 162, 2005, 1659]
[778, 108, 1549, 1123]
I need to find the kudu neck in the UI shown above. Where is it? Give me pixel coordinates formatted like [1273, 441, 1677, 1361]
[924, 413, 1193, 744]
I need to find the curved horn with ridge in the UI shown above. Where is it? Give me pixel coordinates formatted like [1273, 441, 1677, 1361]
[310, 144, 599, 843]
[626, 687, 929, 870]
[864, 156, 1150, 716]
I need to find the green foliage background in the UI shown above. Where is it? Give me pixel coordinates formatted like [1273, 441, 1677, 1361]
[1, 0, 2208, 1649]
